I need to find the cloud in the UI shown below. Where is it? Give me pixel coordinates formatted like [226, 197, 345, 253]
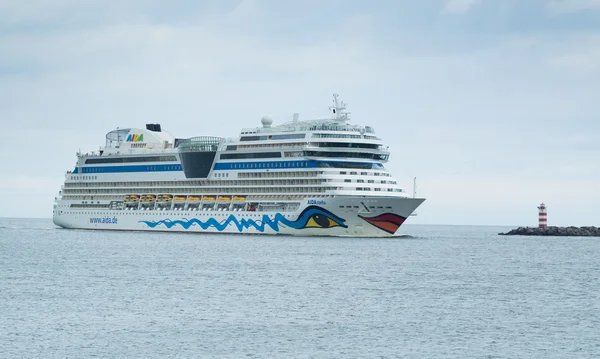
[442, 0, 481, 14]
[548, 36, 600, 73]
[547, 0, 600, 14]
[0, 18, 380, 132]
[551, 50, 600, 72]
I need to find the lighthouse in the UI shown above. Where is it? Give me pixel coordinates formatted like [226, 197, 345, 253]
[537, 203, 547, 228]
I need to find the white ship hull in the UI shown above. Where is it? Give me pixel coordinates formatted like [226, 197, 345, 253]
[53, 196, 424, 237]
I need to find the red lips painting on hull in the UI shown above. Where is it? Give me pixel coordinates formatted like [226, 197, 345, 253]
[358, 213, 407, 234]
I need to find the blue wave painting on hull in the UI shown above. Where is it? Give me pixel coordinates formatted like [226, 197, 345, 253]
[138, 205, 347, 232]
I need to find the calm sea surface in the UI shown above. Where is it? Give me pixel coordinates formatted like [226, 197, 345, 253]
[1, 218, 599, 358]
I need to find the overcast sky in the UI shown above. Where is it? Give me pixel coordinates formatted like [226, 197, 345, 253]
[1, 0, 599, 226]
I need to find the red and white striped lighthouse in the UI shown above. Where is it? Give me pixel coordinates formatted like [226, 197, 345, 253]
[537, 203, 547, 228]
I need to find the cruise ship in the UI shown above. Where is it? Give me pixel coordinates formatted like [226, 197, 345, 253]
[53, 95, 425, 237]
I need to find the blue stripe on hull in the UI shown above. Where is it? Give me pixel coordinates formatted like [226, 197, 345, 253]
[70, 159, 378, 174]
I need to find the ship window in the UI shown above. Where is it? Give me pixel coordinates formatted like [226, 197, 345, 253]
[316, 161, 385, 170]
[85, 155, 177, 164]
[240, 134, 305, 141]
[220, 152, 281, 160]
[315, 142, 380, 149]
[304, 150, 381, 160]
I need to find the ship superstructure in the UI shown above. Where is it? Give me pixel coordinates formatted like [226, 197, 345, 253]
[53, 95, 425, 236]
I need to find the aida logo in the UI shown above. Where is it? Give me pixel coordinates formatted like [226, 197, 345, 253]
[126, 134, 144, 142]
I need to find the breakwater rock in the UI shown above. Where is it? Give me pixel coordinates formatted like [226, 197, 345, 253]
[499, 226, 600, 237]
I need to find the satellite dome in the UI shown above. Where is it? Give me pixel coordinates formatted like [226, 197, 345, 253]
[261, 116, 273, 128]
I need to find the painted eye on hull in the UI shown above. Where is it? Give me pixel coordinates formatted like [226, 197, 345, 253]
[305, 214, 342, 228]
[289, 205, 348, 229]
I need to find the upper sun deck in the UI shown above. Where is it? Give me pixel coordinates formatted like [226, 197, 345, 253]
[238, 94, 380, 140]
[78, 94, 379, 158]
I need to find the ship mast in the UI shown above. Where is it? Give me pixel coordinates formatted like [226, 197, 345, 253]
[410, 177, 418, 216]
[329, 93, 350, 122]
[413, 177, 417, 198]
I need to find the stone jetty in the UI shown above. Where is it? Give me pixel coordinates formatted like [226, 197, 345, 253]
[499, 226, 600, 237]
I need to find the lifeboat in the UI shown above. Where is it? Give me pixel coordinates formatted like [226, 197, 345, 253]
[218, 196, 231, 201]
[233, 196, 246, 201]
[173, 195, 187, 201]
[157, 194, 172, 202]
[202, 196, 216, 201]
[141, 194, 156, 202]
[124, 194, 140, 203]
[188, 196, 201, 201]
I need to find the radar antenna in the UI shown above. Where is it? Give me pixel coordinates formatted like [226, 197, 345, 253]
[329, 93, 350, 122]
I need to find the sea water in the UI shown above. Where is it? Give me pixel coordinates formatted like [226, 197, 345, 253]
[1, 218, 599, 358]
